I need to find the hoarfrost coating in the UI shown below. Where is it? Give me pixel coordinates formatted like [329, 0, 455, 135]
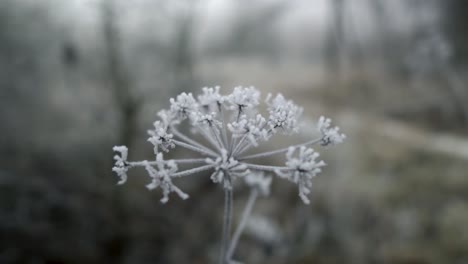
[112, 86, 345, 204]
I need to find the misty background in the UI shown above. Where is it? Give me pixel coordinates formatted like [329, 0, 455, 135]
[1, 0, 468, 263]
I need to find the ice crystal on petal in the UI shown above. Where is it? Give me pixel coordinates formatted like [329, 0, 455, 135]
[169, 92, 198, 120]
[227, 115, 249, 135]
[193, 111, 222, 128]
[147, 121, 175, 153]
[227, 86, 260, 112]
[112, 146, 129, 185]
[198, 86, 224, 110]
[206, 149, 249, 189]
[144, 153, 188, 203]
[228, 114, 269, 147]
[157, 109, 178, 126]
[317, 116, 346, 146]
[266, 93, 303, 134]
[276, 146, 326, 204]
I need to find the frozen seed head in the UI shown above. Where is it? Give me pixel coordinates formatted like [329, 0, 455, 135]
[193, 111, 222, 128]
[317, 116, 346, 146]
[147, 121, 174, 153]
[228, 114, 269, 147]
[198, 86, 224, 110]
[276, 146, 326, 204]
[112, 146, 129, 185]
[143, 153, 188, 203]
[227, 86, 260, 112]
[170, 92, 198, 120]
[112, 86, 345, 204]
[206, 149, 249, 190]
[266, 93, 303, 134]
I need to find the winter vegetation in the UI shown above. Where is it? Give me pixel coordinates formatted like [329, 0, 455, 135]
[2, 0, 468, 263]
[112, 87, 345, 263]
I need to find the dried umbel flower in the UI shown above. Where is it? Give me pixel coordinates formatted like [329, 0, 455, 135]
[112, 87, 344, 202]
[112, 86, 345, 263]
[317, 116, 346, 146]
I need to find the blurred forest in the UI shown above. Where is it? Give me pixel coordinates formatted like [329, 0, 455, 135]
[1, 0, 468, 263]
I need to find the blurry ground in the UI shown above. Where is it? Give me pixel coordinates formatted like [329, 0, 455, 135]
[1, 0, 468, 264]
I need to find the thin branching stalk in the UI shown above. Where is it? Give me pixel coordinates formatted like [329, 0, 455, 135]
[243, 163, 292, 172]
[198, 125, 225, 152]
[231, 134, 248, 156]
[171, 164, 215, 178]
[219, 104, 229, 147]
[227, 188, 258, 261]
[238, 137, 322, 160]
[171, 158, 208, 164]
[171, 127, 217, 154]
[128, 158, 206, 167]
[173, 139, 218, 157]
[219, 185, 234, 264]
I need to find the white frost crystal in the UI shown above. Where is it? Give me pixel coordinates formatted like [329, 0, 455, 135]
[112, 146, 129, 185]
[227, 86, 260, 112]
[112, 86, 345, 204]
[206, 149, 249, 190]
[193, 111, 222, 128]
[147, 121, 174, 153]
[266, 93, 303, 134]
[317, 116, 346, 146]
[228, 114, 269, 147]
[276, 146, 326, 204]
[144, 153, 188, 203]
[170, 92, 198, 119]
[198, 86, 224, 110]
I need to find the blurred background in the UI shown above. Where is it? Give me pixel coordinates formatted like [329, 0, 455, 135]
[1, 0, 468, 263]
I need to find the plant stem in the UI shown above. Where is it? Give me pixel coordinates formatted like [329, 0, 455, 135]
[243, 163, 292, 172]
[238, 137, 322, 160]
[219, 187, 233, 264]
[226, 189, 258, 262]
[173, 139, 218, 157]
[219, 104, 229, 147]
[171, 164, 215, 178]
[171, 127, 217, 154]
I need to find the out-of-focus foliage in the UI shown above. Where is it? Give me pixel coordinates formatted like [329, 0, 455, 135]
[1, 0, 467, 263]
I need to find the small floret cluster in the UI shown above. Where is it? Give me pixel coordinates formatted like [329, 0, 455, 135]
[112, 86, 345, 204]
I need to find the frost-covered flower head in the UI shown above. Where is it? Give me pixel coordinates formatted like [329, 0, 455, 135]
[276, 146, 326, 204]
[227, 86, 260, 112]
[317, 116, 346, 146]
[112, 86, 345, 203]
[198, 86, 224, 110]
[147, 121, 174, 153]
[112, 146, 129, 185]
[266, 93, 303, 134]
[169, 92, 198, 120]
[143, 153, 187, 203]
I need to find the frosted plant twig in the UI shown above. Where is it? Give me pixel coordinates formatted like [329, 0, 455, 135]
[238, 137, 322, 160]
[227, 172, 271, 261]
[173, 139, 218, 157]
[220, 186, 233, 264]
[111, 86, 345, 263]
[226, 189, 258, 261]
[219, 104, 229, 147]
[171, 127, 217, 155]
[171, 164, 215, 178]
[243, 163, 292, 172]
[128, 158, 207, 167]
